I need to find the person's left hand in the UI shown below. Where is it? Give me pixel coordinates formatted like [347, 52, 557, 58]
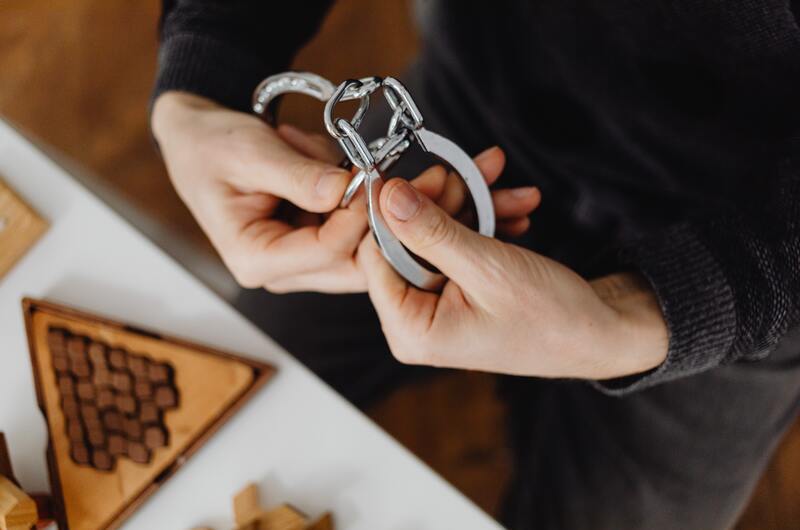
[358, 176, 669, 380]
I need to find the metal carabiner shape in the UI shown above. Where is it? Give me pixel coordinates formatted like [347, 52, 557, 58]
[252, 71, 380, 125]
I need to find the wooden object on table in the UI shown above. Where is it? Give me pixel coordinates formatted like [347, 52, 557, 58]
[0, 433, 49, 530]
[0, 178, 47, 280]
[0, 434, 15, 486]
[0, 475, 38, 530]
[30, 495, 55, 530]
[232, 483, 334, 530]
[22, 298, 276, 530]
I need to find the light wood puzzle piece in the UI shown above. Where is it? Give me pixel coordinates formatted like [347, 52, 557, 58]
[0, 178, 47, 280]
[0, 475, 38, 530]
[0, 434, 15, 486]
[23, 299, 276, 530]
[232, 483, 334, 530]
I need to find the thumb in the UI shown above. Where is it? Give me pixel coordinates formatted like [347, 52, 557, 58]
[379, 178, 491, 289]
[258, 138, 352, 213]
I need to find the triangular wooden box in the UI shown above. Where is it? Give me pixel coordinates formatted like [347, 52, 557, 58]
[23, 298, 275, 530]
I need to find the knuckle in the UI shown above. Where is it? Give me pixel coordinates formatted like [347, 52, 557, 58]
[418, 211, 455, 249]
[230, 266, 262, 289]
[387, 330, 435, 366]
[262, 280, 291, 294]
[384, 330, 417, 365]
[415, 336, 438, 365]
[311, 132, 330, 146]
[288, 160, 331, 205]
[319, 238, 348, 260]
[230, 127, 272, 162]
[289, 159, 321, 186]
[479, 244, 527, 304]
[391, 345, 418, 365]
[226, 253, 267, 289]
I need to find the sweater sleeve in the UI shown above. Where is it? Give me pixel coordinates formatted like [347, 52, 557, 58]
[595, 139, 800, 395]
[153, 0, 334, 112]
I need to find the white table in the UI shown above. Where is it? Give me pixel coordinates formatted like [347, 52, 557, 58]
[0, 119, 502, 530]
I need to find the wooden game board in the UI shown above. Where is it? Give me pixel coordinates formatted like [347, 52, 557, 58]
[23, 298, 275, 530]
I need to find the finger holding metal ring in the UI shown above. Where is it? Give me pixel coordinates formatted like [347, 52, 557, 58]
[365, 127, 495, 290]
[340, 133, 413, 208]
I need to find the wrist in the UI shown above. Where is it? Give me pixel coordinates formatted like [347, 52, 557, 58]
[591, 272, 669, 377]
[151, 91, 220, 145]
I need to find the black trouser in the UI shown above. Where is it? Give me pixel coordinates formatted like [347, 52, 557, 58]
[234, 63, 800, 529]
[235, 288, 800, 530]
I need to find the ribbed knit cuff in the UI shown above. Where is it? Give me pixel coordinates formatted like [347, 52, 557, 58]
[153, 33, 271, 113]
[593, 224, 738, 396]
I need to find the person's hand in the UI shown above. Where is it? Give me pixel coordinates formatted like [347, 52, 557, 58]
[152, 91, 539, 293]
[153, 91, 367, 292]
[357, 175, 669, 380]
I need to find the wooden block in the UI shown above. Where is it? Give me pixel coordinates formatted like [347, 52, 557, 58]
[306, 513, 334, 530]
[0, 434, 14, 486]
[0, 178, 47, 280]
[0, 475, 38, 530]
[233, 483, 262, 527]
[230, 484, 335, 530]
[22, 298, 276, 530]
[258, 505, 306, 530]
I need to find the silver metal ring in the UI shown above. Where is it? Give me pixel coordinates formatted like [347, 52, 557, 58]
[323, 79, 372, 139]
[340, 133, 412, 207]
[365, 127, 495, 290]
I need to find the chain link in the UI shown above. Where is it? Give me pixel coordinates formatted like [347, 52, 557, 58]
[323, 77, 423, 174]
[334, 118, 375, 171]
[253, 72, 423, 175]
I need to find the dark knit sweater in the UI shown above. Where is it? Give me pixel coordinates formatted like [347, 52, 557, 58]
[153, 0, 800, 395]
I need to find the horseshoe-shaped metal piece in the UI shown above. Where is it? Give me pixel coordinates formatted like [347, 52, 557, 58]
[364, 127, 496, 291]
[252, 71, 380, 123]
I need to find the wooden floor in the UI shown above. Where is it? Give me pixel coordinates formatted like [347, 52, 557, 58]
[1, 1, 797, 527]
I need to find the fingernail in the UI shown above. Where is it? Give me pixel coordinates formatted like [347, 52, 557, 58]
[278, 123, 303, 141]
[278, 123, 300, 135]
[387, 181, 420, 221]
[511, 187, 538, 198]
[316, 169, 346, 198]
[475, 146, 500, 164]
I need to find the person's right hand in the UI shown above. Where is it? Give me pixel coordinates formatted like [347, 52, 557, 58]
[152, 91, 370, 293]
